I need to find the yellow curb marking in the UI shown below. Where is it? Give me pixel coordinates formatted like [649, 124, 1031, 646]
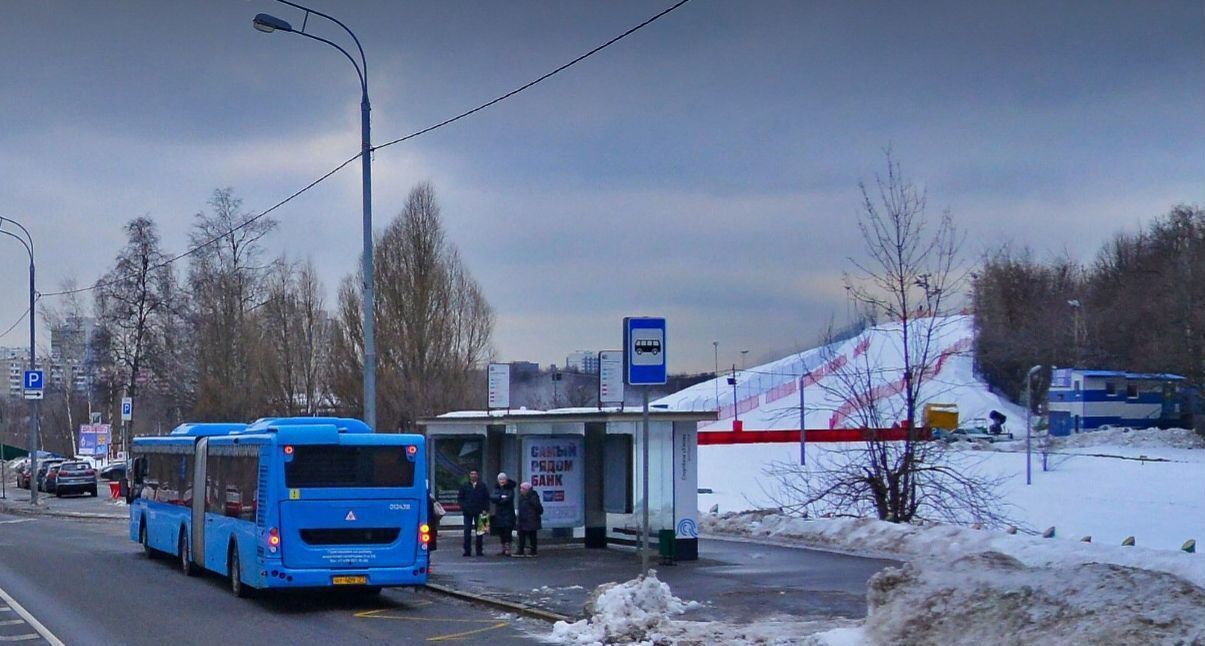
[354, 608, 511, 642]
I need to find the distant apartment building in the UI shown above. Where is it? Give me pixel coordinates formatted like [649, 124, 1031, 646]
[2, 316, 99, 399]
[565, 351, 599, 374]
[1, 347, 28, 398]
[511, 361, 540, 377]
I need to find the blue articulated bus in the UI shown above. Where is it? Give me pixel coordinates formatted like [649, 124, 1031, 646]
[128, 417, 430, 597]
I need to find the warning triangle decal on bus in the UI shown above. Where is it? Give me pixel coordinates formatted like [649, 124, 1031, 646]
[345, 511, 357, 521]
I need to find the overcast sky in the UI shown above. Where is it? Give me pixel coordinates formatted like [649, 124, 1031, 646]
[1, 0, 1202, 374]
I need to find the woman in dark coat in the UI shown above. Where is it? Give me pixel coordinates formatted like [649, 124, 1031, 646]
[490, 473, 517, 556]
[515, 481, 544, 557]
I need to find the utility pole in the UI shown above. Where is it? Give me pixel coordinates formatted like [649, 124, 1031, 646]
[1025, 365, 1042, 485]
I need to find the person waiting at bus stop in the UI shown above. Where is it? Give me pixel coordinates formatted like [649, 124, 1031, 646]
[457, 469, 490, 557]
[491, 472, 517, 556]
[516, 481, 544, 557]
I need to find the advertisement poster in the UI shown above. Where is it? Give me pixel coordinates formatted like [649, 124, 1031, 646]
[522, 436, 584, 528]
[78, 424, 112, 457]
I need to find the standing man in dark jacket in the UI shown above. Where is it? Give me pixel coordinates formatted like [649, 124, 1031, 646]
[457, 469, 490, 557]
[490, 473, 517, 556]
[515, 481, 544, 557]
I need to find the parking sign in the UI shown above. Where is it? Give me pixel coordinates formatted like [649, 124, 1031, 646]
[121, 397, 133, 421]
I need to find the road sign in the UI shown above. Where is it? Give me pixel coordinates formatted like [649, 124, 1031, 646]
[23, 389, 43, 400]
[599, 351, 625, 405]
[487, 363, 510, 409]
[121, 397, 133, 421]
[623, 317, 667, 386]
[23, 370, 43, 391]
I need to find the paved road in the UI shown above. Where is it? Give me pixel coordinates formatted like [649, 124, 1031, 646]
[0, 512, 542, 644]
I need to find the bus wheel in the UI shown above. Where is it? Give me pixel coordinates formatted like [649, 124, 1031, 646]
[179, 531, 197, 577]
[229, 544, 252, 598]
[140, 522, 155, 558]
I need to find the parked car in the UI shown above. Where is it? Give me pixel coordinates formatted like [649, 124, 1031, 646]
[35, 459, 65, 492]
[15, 460, 31, 489]
[42, 463, 65, 494]
[100, 463, 126, 482]
[53, 461, 98, 497]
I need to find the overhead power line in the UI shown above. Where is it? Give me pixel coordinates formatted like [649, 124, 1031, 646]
[373, 0, 692, 152]
[0, 301, 35, 341]
[28, 0, 693, 306]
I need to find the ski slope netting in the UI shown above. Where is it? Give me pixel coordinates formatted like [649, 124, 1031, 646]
[656, 315, 1022, 432]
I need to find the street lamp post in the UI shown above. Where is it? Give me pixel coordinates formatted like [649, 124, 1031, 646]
[1025, 364, 1042, 485]
[253, 2, 377, 430]
[0, 217, 38, 504]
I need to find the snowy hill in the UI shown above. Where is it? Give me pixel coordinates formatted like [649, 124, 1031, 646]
[657, 314, 1023, 433]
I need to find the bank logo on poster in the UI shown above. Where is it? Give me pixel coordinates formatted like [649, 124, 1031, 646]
[523, 437, 584, 528]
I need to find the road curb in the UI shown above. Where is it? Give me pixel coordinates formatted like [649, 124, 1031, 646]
[0, 500, 126, 521]
[423, 582, 573, 624]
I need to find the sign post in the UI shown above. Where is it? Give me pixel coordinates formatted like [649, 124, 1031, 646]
[623, 317, 667, 576]
[121, 396, 133, 460]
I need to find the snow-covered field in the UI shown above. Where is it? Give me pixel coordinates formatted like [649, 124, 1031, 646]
[700, 427, 1205, 551]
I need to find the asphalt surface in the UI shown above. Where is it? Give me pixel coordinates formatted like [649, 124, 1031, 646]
[0, 511, 542, 645]
[431, 533, 897, 622]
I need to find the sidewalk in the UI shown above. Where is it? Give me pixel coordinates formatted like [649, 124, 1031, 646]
[426, 534, 896, 623]
[0, 489, 128, 520]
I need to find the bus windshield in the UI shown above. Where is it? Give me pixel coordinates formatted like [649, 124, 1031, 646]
[285, 445, 415, 488]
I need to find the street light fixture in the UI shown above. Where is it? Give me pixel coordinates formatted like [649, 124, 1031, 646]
[253, 1, 378, 430]
[0, 217, 38, 505]
[252, 13, 293, 33]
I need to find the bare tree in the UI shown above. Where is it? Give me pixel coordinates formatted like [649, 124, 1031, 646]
[332, 182, 494, 429]
[254, 258, 331, 416]
[39, 278, 92, 455]
[766, 153, 1010, 527]
[188, 188, 277, 421]
[94, 217, 176, 451]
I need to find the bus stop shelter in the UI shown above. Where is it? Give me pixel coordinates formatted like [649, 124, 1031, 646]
[419, 407, 716, 560]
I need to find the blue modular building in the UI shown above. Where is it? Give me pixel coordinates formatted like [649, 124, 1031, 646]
[1047, 368, 1187, 436]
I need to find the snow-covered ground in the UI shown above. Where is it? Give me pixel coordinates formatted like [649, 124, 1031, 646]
[658, 315, 1023, 432]
[700, 427, 1205, 551]
[697, 511, 1205, 644]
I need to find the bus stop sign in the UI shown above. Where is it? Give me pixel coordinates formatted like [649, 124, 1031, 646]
[624, 317, 667, 386]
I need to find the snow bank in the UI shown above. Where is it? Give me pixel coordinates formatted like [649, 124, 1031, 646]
[702, 512, 1205, 589]
[547, 571, 861, 646]
[865, 552, 1205, 644]
[550, 571, 696, 645]
[1055, 426, 1205, 451]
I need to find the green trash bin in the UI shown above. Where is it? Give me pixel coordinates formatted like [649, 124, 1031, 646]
[658, 529, 676, 565]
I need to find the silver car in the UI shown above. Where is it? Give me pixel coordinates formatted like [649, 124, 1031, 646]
[53, 461, 99, 497]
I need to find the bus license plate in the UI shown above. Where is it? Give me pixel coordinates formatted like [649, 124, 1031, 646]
[332, 576, 368, 585]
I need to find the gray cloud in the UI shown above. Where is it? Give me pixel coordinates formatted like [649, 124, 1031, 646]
[0, 0, 1201, 375]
